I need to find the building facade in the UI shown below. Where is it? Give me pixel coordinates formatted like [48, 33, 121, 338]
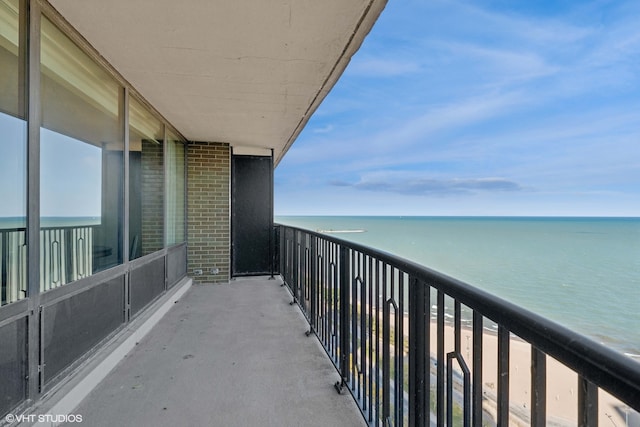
[0, 0, 386, 419]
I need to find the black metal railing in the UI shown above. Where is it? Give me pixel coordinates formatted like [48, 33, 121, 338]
[1, 225, 99, 306]
[277, 224, 640, 427]
[1, 227, 27, 306]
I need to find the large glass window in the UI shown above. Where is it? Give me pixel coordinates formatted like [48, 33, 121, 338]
[166, 131, 185, 246]
[40, 16, 124, 290]
[129, 97, 164, 259]
[0, 0, 26, 306]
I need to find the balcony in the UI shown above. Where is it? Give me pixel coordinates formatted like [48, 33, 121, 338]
[11, 224, 639, 427]
[276, 224, 640, 427]
[36, 277, 364, 427]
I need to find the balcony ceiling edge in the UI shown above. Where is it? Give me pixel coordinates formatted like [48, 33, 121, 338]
[47, 0, 388, 164]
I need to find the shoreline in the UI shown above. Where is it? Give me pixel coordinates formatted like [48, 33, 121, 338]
[427, 307, 640, 361]
[344, 300, 638, 426]
[279, 215, 640, 357]
[425, 320, 635, 426]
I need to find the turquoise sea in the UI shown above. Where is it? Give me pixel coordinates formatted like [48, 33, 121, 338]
[276, 216, 640, 357]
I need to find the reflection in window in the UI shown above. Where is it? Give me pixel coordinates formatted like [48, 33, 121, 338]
[129, 97, 164, 259]
[0, 0, 26, 306]
[166, 131, 185, 245]
[40, 16, 123, 290]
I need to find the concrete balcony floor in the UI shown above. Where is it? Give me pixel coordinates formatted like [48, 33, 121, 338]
[63, 277, 365, 427]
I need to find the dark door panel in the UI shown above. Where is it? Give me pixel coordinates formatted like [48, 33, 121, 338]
[231, 155, 272, 276]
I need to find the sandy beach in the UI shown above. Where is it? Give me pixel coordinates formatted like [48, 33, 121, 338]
[426, 321, 636, 426]
[314, 295, 638, 425]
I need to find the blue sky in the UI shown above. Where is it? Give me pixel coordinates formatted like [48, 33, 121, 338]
[275, 0, 640, 216]
[0, 112, 102, 218]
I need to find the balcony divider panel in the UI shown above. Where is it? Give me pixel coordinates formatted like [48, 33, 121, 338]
[130, 255, 166, 316]
[41, 275, 125, 386]
[167, 243, 187, 289]
[0, 315, 28, 418]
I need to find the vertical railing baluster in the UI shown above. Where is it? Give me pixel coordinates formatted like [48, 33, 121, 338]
[291, 229, 298, 304]
[278, 225, 282, 276]
[455, 301, 461, 352]
[307, 234, 317, 336]
[335, 243, 339, 361]
[382, 263, 390, 425]
[20, 241, 27, 299]
[398, 272, 405, 427]
[1, 230, 7, 305]
[447, 300, 460, 427]
[447, 352, 453, 427]
[437, 290, 445, 425]
[497, 325, 510, 426]
[375, 260, 381, 427]
[368, 256, 374, 422]
[531, 347, 546, 427]
[409, 277, 427, 427]
[425, 285, 430, 427]
[335, 244, 351, 394]
[351, 252, 357, 390]
[319, 239, 325, 342]
[578, 377, 598, 427]
[390, 268, 398, 427]
[464, 358, 471, 427]
[449, 301, 472, 427]
[472, 311, 484, 426]
[360, 255, 366, 406]
[287, 231, 292, 287]
[306, 235, 310, 313]
[64, 227, 73, 283]
[306, 235, 311, 313]
[287, 228, 291, 282]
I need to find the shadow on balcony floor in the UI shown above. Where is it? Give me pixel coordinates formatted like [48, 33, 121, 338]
[62, 276, 365, 427]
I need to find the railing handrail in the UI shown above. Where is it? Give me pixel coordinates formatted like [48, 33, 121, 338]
[276, 223, 640, 410]
[1, 224, 99, 233]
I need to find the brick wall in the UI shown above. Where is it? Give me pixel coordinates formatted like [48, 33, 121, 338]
[187, 142, 230, 283]
[141, 140, 164, 255]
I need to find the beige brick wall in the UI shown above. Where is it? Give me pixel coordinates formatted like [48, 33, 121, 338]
[187, 142, 230, 283]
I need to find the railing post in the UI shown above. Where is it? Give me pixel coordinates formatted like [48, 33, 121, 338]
[497, 326, 510, 426]
[269, 224, 276, 280]
[335, 244, 350, 393]
[531, 347, 547, 427]
[290, 229, 299, 305]
[1, 230, 7, 305]
[436, 290, 445, 425]
[578, 377, 598, 427]
[383, 265, 391, 425]
[280, 226, 287, 287]
[409, 276, 428, 427]
[473, 311, 484, 426]
[306, 234, 317, 336]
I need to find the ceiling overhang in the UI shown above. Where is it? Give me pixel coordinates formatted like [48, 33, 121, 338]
[47, 0, 387, 164]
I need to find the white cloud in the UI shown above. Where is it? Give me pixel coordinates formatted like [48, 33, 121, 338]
[347, 57, 421, 77]
[276, 0, 640, 216]
[334, 174, 525, 196]
[312, 124, 334, 134]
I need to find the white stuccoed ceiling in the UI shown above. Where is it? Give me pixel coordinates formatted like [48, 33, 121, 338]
[48, 0, 387, 164]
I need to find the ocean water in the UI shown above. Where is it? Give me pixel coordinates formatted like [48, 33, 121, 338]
[276, 216, 640, 356]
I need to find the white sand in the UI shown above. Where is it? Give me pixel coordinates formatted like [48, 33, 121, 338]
[427, 322, 632, 426]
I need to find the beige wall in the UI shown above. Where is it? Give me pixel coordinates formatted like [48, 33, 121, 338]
[187, 142, 230, 283]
